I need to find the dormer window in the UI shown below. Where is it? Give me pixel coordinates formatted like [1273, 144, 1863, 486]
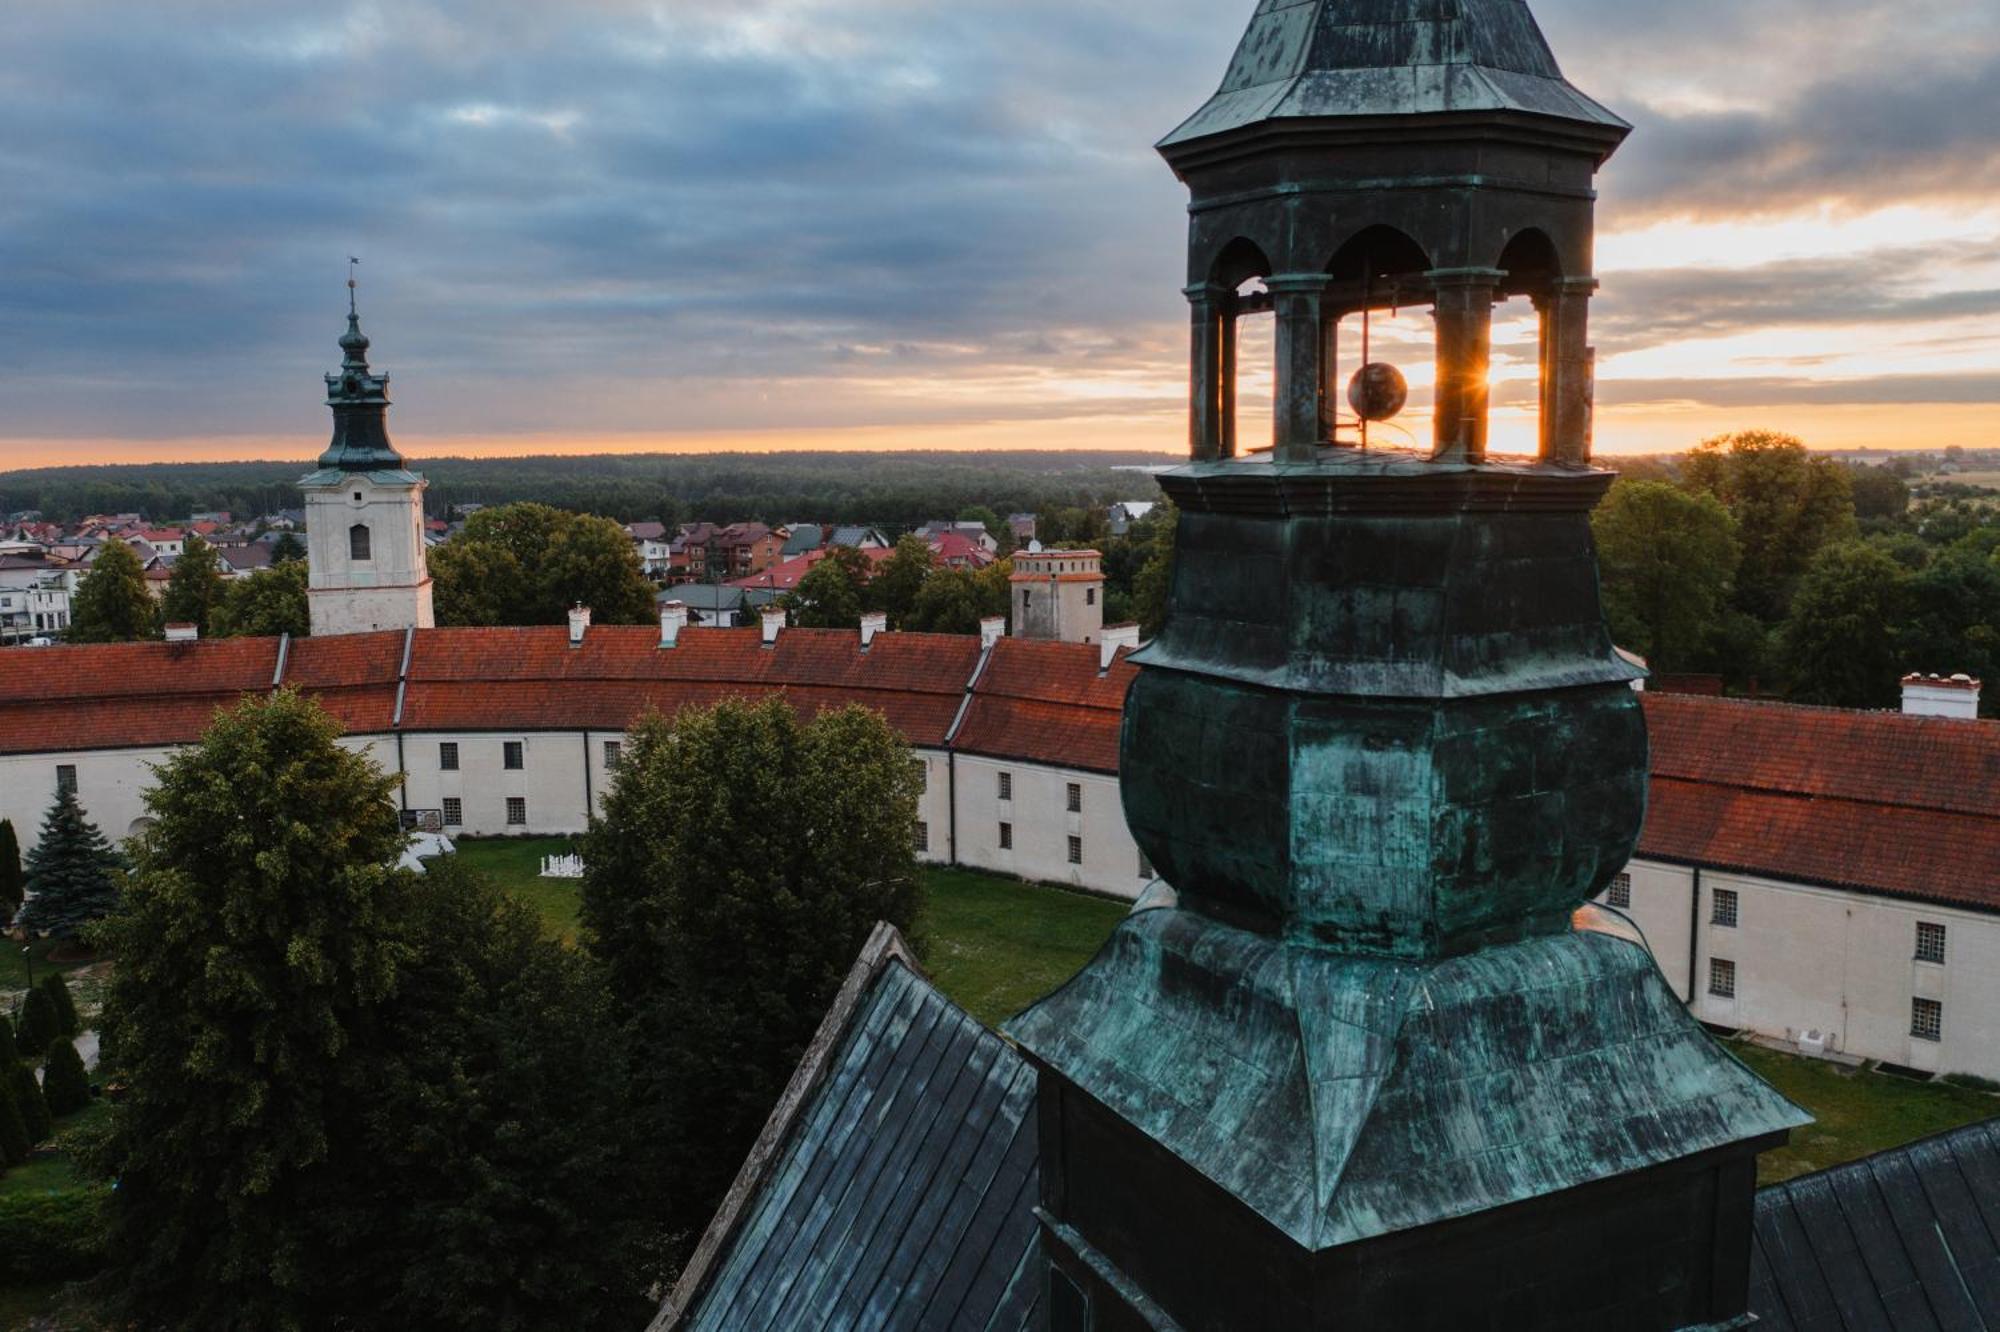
[350, 524, 372, 561]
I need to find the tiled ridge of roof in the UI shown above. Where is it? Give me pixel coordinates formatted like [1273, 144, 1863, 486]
[0, 637, 280, 704]
[948, 638, 1137, 775]
[1644, 693, 2000, 819]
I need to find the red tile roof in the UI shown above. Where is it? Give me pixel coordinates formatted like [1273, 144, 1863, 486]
[1640, 694, 2000, 910]
[952, 638, 1136, 774]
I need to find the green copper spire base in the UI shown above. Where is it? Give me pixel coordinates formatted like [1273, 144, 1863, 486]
[1006, 898, 1808, 1252]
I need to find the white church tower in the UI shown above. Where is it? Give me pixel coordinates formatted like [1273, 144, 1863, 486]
[300, 283, 434, 637]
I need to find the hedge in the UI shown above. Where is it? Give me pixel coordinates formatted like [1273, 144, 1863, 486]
[0, 1187, 109, 1283]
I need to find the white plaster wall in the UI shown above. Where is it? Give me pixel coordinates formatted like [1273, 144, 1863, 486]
[911, 749, 951, 865]
[0, 747, 169, 851]
[1602, 857, 2000, 1082]
[398, 732, 591, 838]
[951, 754, 1147, 900]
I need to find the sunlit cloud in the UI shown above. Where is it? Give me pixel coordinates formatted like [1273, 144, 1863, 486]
[0, 0, 1996, 470]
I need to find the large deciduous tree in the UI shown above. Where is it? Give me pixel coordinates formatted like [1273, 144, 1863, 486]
[212, 560, 309, 638]
[870, 535, 935, 626]
[97, 690, 648, 1331]
[1591, 481, 1740, 672]
[68, 540, 158, 643]
[1682, 431, 1856, 621]
[784, 546, 869, 629]
[580, 699, 925, 1274]
[1780, 541, 1908, 709]
[432, 502, 656, 627]
[14, 789, 123, 942]
[161, 534, 225, 636]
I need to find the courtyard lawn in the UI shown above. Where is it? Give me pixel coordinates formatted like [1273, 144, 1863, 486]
[465, 850, 2000, 1186]
[920, 868, 1129, 1028]
[450, 836, 583, 943]
[1730, 1040, 2000, 1186]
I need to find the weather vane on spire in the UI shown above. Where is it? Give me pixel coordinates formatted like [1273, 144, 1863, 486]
[347, 256, 361, 317]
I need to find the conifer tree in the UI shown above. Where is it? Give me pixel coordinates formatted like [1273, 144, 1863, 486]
[41, 973, 80, 1037]
[0, 819, 22, 911]
[7, 1061, 51, 1144]
[68, 540, 158, 643]
[42, 1038, 90, 1118]
[160, 533, 225, 636]
[269, 531, 307, 565]
[15, 790, 124, 941]
[15, 988, 57, 1060]
[0, 1078, 30, 1167]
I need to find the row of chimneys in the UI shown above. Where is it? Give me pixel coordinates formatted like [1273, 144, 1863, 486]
[565, 601, 1142, 667]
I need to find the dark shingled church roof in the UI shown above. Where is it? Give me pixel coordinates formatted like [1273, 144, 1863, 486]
[650, 927, 2000, 1331]
[1160, 0, 1628, 148]
[655, 926, 1041, 1332]
[1750, 1116, 2000, 1330]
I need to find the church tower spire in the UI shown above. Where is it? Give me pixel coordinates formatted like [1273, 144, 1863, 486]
[299, 273, 435, 637]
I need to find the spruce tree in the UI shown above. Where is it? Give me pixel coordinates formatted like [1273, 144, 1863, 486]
[8, 1062, 51, 1144]
[41, 973, 80, 1037]
[42, 1038, 90, 1118]
[160, 534, 225, 637]
[0, 819, 22, 911]
[15, 789, 124, 941]
[16, 988, 57, 1059]
[68, 539, 158, 643]
[0, 1078, 29, 1167]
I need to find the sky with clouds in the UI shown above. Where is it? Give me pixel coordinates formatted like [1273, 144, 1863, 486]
[3, 0, 1998, 466]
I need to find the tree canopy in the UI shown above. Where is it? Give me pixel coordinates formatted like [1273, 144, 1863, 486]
[579, 698, 926, 1274]
[269, 532, 307, 565]
[68, 541, 157, 643]
[15, 789, 123, 941]
[783, 546, 870, 629]
[870, 535, 935, 627]
[1682, 432, 1857, 620]
[432, 502, 656, 628]
[160, 534, 225, 636]
[1780, 541, 1909, 709]
[1592, 481, 1740, 672]
[211, 560, 309, 639]
[98, 690, 651, 1330]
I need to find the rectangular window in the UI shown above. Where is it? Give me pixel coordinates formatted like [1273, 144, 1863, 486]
[998, 771, 1012, 801]
[1085, 587, 1096, 606]
[1712, 888, 1739, 929]
[1067, 782, 1082, 814]
[503, 741, 524, 771]
[1605, 872, 1632, 909]
[1916, 922, 1947, 964]
[914, 821, 929, 853]
[55, 764, 77, 797]
[604, 741, 622, 771]
[442, 798, 462, 827]
[439, 742, 459, 771]
[1912, 997, 1943, 1042]
[1709, 958, 1736, 999]
[999, 822, 1013, 850]
[506, 797, 527, 827]
[1068, 835, 1083, 866]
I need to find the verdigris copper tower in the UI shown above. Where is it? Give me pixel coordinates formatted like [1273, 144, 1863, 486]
[1004, 3, 1808, 1328]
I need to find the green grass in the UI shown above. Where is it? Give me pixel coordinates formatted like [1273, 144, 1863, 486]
[917, 868, 1128, 1028]
[450, 836, 583, 942]
[466, 852, 2000, 1187]
[1730, 1041, 2000, 1185]
[0, 941, 99, 996]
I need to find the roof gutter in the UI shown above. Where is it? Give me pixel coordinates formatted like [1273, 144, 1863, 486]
[271, 633, 292, 690]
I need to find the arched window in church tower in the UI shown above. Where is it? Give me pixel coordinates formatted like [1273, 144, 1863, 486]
[350, 523, 372, 561]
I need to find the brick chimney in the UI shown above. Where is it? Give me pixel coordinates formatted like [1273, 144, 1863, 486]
[1902, 673, 1981, 720]
[567, 604, 591, 648]
[859, 611, 889, 649]
[980, 616, 1007, 650]
[659, 601, 689, 649]
[164, 622, 198, 643]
